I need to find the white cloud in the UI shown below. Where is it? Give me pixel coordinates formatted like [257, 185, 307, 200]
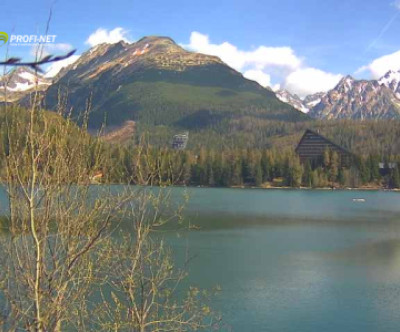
[46, 43, 74, 53]
[45, 55, 80, 77]
[357, 49, 400, 78]
[46, 27, 132, 77]
[185, 32, 301, 72]
[393, 0, 400, 10]
[284, 68, 342, 97]
[28, 43, 78, 77]
[271, 83, 281, 92]
[183, 31, 341, 97]
[85, 27, 130, 47]
[30, 43, 74, 58]
[243, 70, 271, 88]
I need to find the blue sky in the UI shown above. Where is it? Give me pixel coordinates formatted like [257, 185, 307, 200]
[1, 0, 400, 96]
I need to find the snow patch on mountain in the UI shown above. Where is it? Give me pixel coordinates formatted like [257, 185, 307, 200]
[0, 67, 52, 101]
[1, 67, 51, 92]
[276, 90, 310, 113]
[275, 70, 400, 119]
[379, 70, 400, 97]
[275, 90, 325, 114]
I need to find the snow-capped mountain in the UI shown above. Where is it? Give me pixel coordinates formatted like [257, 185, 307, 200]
[275, 90, 325, 114]
[379, 70, 400, 99]
[303, 92, 325, 110]
[42, 36, 304, 130]
[0, 67, 51, 101]
[308, 74, 400, 119]
[275, 90, 308, 113]
[275, 70, 400, 120]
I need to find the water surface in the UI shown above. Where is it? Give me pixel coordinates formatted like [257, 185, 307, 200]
[165, 188, 400, 331]
[2, 186, 400, 331]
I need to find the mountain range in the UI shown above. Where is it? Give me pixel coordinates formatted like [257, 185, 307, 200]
[0, 67, 51, 102]
[42, 36, 304, 131]
[1, 36, 400, 136]
[277, 70, 400, 119]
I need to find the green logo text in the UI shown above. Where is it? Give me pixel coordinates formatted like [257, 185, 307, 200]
[0, 32, 8, 46]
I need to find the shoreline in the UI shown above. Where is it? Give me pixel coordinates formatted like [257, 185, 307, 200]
[171, 185, 400, 192]
[3, 182, 398, 192]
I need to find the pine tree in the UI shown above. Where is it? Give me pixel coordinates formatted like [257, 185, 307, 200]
[368, 155, 380, 182]
[287, 154, 303, 187]
[302, 161, 312, 187]
[254, 160, 263, 186]
[329, 151, 339, 185]
[391, 166, 400, 188]
[231, 157, 242, 185]
[261, 150, 271, 182]
[323, 148, 331, 168]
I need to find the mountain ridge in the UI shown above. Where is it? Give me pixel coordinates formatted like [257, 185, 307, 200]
[276, 71, 400, 120]
[41, 36, 306, 130]
[6, 36, 400, 129]
[0, 67, 51, 102]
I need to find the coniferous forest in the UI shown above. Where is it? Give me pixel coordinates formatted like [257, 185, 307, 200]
[106, 144, 400, 189]
[1, 106, 399, 189]
[103, 118, 400, 189]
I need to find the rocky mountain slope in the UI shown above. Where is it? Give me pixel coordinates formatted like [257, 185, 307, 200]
[303, 93, 326, 112]
[275, 90, 306, 113]
[276, 90, 324, 114]
[309, 75, 400, 119]
[3, 41, 400, 125]
[43, 36, 305, 130]
[276, 70, 400, 119]
[0, 67, 51, 102]
[379, 70, 400, 99]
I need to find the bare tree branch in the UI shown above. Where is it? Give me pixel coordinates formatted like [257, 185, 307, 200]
[0, 50, 76, 73]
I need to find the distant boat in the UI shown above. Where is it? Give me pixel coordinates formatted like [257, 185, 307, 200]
[352, 198, 366, 202]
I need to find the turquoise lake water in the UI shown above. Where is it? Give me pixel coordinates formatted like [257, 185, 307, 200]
[165, 188, 400, 331]
[2, 186, 400, 331]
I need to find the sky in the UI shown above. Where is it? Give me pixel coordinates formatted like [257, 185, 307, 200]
[1, 0, 400, 97]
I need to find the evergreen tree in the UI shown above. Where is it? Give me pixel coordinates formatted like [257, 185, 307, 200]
[302, 161, 312, 187]
[358, 157, 370, 185]
[329, 151, 339, 185]
[261, 151, 270, 182]
[368, 155, 380, 182]
[323, 148, 331, 168]
[231, 157, 243, 185]
[254, 160, 263, 186]
[391, 166, 400, 188]
[338, 167, 345, 186]
[287, 155, 303, 187]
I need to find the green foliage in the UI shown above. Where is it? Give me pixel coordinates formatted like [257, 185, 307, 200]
[103, 143, 398, 189]
[46, 65, 306, 130]
[132, 119, 400, 159]
[2, 106, 399, 190]
[391, 166, 400, 188]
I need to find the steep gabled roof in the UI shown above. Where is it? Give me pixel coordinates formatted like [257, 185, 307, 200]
[295, 129, 353, 156]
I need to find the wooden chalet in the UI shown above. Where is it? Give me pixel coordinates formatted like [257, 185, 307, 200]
[295, 129, 353, 167]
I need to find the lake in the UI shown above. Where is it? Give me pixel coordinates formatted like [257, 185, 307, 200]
[164, 188, 400, 331]
[1, 186, 400, 331]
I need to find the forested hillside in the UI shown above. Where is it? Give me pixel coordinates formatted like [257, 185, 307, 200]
[133, 119, 400, 157]
[0, 106, 399, 189]
[43, 37, 306, 130]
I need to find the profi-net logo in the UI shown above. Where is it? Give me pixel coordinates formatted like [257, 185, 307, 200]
[0, 31, 57, 46]
[0, 32, 8, 46]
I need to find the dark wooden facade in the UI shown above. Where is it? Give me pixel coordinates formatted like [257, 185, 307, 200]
[295, 130, 353, 167]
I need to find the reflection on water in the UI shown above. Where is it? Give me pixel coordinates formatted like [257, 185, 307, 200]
[164, 188, 400, 331]
[1, 186, 400, 331]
